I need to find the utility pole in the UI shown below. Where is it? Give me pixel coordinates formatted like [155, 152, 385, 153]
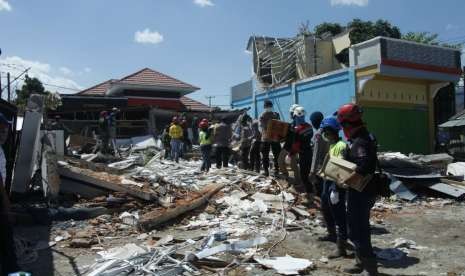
[205, 96, 215, 107]
[7, 72, 10, 102]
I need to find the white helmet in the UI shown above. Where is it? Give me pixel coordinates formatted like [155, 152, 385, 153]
[289, 104, 300, 113]
[293, 106, 306, 117]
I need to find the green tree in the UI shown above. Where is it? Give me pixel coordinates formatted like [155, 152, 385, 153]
[402, 31, 462, 49]
[314, 22, 343, 37]
[348, 19, 401, 44]
[402, 32, 439, 45]
[15, 75, 61, 112]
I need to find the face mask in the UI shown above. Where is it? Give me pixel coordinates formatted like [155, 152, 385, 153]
[342, 124, 363, 139]
[322, 132, 330, 142]
[295, 116, 305, 125]
[265, 107, 273, 112]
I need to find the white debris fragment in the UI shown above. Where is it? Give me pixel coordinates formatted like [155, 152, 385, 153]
[54, 231, 71, 242]
[137, 233, 149, 240]
[193, 236, 267, 259]
[222, 195, 268, 217]
[119, 211, 139, 226]
[121, 178, 144, 188]
[255, 255, 314, 275]
[97, 243, 147, 260]
[154, 235, 174, 247]
[393, 238, 427, 250]
[319, 256, 328, 263]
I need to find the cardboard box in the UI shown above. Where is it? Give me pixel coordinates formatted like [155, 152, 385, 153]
[320, 155, 372, 192]
[264, 119, 289, 142]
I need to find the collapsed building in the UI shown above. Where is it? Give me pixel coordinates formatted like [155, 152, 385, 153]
[233, 35, 462, 154]
[248, 30, 351, 89]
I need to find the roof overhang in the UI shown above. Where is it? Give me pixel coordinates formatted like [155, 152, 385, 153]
[106, 83, 198, 97]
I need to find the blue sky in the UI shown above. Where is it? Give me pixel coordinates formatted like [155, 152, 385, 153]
[0, 0, 464, 107]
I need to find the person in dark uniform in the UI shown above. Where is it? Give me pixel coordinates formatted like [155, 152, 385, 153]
[0, 113, 20, 275]
[249, 120, 262, 173]
[97, 111, 110, 154]
[337, 103, 378, 276]
[259, 100, 281, 176]
[318, 117, 349, 259]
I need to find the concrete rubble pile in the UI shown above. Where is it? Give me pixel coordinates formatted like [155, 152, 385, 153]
[39, 142, 318, 275]
[11, 121, 465, 275]
[378, 152, 465, 201]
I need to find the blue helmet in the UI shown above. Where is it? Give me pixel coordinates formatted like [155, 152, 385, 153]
[320, 117, 341, 132]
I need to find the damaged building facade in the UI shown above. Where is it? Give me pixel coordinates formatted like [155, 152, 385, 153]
[232, 36, 462, 154]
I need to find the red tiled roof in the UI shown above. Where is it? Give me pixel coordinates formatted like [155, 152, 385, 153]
[119, 68, 199, 90]
[180, 96, 211, 111]
[77, 79, 116, 96]
[77, 68, 199, 96]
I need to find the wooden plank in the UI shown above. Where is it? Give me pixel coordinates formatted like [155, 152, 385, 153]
[58, 166, 155, 201]
[440, 178, 465, 188]
[138, 184, 225, 231]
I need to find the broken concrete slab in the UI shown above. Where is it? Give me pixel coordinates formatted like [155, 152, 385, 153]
[41, 132, 61, 198]
[427, 182, 465, 199]
[58, 165, 156, 201]
[11, 95, 44, 193]
[389, 177, 417, 201]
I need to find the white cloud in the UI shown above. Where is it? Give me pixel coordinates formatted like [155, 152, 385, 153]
[446, 24, 458, 31]
[59, 67, 72, 76]
[0, 0, 11, 11]
[84, 67, 92, 73]
[134, 28, 164, 44]
[330, 0, 369, 7]
[0, 56, 82, 94]
[194, 0, 214, 7]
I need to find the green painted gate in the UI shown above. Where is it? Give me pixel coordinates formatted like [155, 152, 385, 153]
[363, 106, 430, 154]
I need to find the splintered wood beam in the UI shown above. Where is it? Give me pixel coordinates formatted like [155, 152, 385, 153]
[138, 183, 225, 231]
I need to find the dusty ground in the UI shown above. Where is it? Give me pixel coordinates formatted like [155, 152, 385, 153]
[15, 198, 465, 276]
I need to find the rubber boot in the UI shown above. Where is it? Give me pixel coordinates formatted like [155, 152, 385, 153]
[317, 232, 337, 242]
[343, 255, 363, 274]
[263, 169, 269, 177]
[362, 258, 378, 276]
[328, 239, 347, 259]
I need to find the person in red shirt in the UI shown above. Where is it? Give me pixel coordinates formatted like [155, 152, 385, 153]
[289, 107, 314, 199]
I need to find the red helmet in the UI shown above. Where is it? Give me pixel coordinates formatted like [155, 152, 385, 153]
[199, 118, 209, 128]
[336, 103, 363, 124]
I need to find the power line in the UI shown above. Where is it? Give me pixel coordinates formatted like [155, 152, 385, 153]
[0, 74, 81, 91]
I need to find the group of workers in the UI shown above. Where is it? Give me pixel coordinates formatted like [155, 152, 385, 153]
[0, 97, 381, 274]
[163, 100, 380, 276]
